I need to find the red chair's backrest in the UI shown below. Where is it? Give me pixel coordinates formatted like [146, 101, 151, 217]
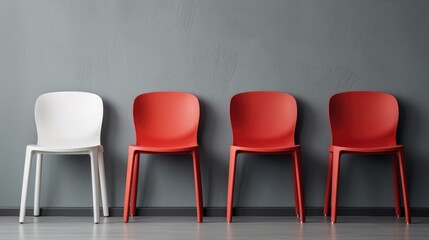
[329, 91, 399, 147]
[133, 92, 200, 147]
[230, 91, 297, 147]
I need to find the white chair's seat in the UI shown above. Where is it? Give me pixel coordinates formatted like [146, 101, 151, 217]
[27, 144, 103, 153]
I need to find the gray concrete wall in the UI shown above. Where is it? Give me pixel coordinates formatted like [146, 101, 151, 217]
[1, 0, 428, 209]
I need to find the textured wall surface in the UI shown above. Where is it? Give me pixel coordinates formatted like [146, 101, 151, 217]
[1, 0, 428, 209]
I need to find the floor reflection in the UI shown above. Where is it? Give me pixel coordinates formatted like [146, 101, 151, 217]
[5, 216, 428, 240]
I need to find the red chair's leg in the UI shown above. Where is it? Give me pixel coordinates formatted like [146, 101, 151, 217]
[191, 149, 204, 223]
[123, 149, 136, 223]
[323, 152, 333, 216]
[291, 158, 300, 217]
[397, 150, 411, 224]
[130, 154, 140, 216]
[293, 150, 305, 223]
[392, 154, 401, 217]
[330, 150, 341, 223]
[226, 148, 238, 223]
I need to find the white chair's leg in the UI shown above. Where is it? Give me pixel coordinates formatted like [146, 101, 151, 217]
[19, 148, 33, 223]
[98, 149, 109, 217]
[34, 153, 43, 216]
[90, 150, 100, 224]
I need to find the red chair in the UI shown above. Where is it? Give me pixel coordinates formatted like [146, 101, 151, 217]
[226, 91, 305, 223]
[123, 92, 203, 223]
[323, 91, 411, 223]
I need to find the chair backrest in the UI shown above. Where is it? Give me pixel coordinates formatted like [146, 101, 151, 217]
[35, 91, 103, 148]
[230, 91, 297, 147]
[133, 92, 200, 147]
[329, 91, 399, 147]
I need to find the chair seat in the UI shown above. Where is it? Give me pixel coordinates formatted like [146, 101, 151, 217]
[129, 144, 198, 153]
[231, 144, 300, 153]
[329, 145, 403, 153]
[27, 144, 102, 153]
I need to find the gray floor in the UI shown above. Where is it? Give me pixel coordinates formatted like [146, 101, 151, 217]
[1, 216, 428, 240]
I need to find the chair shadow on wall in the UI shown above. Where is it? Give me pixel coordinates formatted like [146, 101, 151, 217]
[99, 99, 118, 210]
[197, 95, 224, 214]
[293, 95, 327, 214]
[396, 96, 420, 214]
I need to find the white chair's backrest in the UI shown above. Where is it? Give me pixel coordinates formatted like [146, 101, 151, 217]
[35, 92, 103, 148]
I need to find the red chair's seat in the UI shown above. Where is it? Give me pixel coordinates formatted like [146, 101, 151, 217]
[231, 144, 300, 153]
[129, 144, 198, 153]
[329, 145, 403, 153]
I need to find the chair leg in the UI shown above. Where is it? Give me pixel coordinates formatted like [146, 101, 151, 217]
[291, 159, 300, 217]
[123, 149, 136, 223]
[19, 148, 33, 223]
[293, 150, 305, 223]
[397, 150, 411, 224]
[323, 152, 333, 216]
[130, 154, 140, 216]
[226, 148, 238, 223]
[90, 151, 100, 224]
[34, 153, 43, 217]
[330, 150, 341, 223]
[98, 150, 109, 217]
[192, 149, 204, 223]
[392, 154, 401, 217]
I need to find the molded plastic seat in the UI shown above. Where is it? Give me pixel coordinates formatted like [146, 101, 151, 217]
[323, 91, 411, 223]
[123, 92, 203, 223]
[226, 91, 305, 223]
[19, 92, 109, 224]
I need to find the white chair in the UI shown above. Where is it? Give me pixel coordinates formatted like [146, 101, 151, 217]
[19, 91, 109, 224]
